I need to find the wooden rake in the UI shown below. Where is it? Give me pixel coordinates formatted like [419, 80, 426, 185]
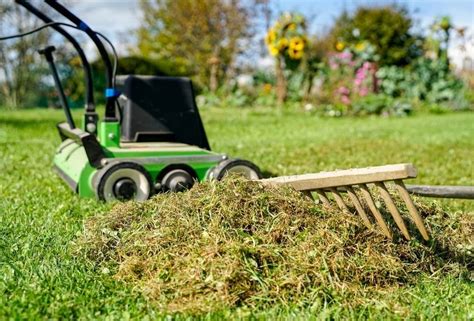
[261, 163, 429, 241]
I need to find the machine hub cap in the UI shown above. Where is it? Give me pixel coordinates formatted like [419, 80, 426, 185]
[113, 178, 137, 200]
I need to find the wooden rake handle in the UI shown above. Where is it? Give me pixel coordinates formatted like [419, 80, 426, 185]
[406, 185, 474, 200]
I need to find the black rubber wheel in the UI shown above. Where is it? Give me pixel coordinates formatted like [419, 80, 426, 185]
[95, 162, 152, 202]
[208, 159, 262, 180]
[161, 169, 195, 192]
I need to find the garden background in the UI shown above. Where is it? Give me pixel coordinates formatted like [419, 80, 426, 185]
[0, 0, 473, 114]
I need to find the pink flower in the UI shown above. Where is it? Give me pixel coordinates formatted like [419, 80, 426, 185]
[339, 52, 352, 61]
[341, 95, 351, 105]
[329, 61, 339, 70]
[359, 88, 369, 96]
[337, 86, 350, 95]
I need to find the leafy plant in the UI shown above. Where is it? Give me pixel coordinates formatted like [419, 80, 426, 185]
[377, 57, 465, 106]
[352, 95, 412, 116]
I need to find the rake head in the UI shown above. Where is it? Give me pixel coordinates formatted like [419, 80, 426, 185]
[261, 164, 429, 241]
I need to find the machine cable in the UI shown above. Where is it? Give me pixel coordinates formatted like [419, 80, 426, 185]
[0, 22, 119, 91]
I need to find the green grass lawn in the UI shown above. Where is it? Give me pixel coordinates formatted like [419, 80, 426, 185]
[0, 108, 473, 320]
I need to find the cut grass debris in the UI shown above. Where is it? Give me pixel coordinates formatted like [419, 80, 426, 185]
[75, 178, 473, 314]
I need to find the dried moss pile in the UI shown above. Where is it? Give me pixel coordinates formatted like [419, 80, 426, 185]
[75, 178, 473, 313]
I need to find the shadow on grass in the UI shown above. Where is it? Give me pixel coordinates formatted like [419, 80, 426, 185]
[0, 118, 59, 129]
[261, 169, 278, 179]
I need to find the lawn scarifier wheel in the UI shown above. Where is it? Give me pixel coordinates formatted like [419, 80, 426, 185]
[208, 159, 263, 180]
[94, 162, 153, 202]
[161, 168, 195, 192]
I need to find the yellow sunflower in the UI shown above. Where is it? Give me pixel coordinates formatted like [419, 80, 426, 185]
[289, 37, 305, 51]
[277, 38, 289, 50]
[288, 48, 304, 60]
[265, 29, 276, 45]
[268, 45, 279, 56]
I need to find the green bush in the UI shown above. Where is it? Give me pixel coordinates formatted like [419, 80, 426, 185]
[377, 57, 467, 109]
[464, 88, 474, 106]
[196, 87, 257, 108]
[330, 5, 422, 66]
[117, 56, 185, 76]
[352, 95, 412, 116]
[317, 95, 413, 117]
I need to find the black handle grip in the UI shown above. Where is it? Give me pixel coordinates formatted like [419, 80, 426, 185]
[38, 45, 76, 129]
[38, 45, 56, 62]
[16, 0, 96, 113]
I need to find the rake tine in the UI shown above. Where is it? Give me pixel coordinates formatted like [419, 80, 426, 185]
[302, 190, 314, 200]
[315, 189, 331, 207]
[374, 182, 411, 240]
[346, 186, 372, 229]
[394, 180, 430, 240]
[329, 188, 349, 212]
[359, 184, 392, 239]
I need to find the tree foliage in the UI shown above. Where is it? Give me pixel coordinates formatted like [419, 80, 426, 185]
[0, 1, 52, 108]
[330, 6, 422, 66]
[136, 0, 255, 91]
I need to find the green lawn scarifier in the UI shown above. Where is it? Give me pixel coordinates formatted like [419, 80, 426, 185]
[11, 0, 262, 202]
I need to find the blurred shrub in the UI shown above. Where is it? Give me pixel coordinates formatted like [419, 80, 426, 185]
[377, 57, 466, 105]
[329, 5, 423, 66]
[352, 95, 412, 116]
[117, 56, 186, 77]
[197, 87, 256, 108]
[253, 70, 276, 86]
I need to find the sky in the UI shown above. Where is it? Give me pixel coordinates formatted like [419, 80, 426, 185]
[66, 0, 473, 68]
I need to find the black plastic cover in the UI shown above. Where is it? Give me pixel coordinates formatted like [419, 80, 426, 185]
[116, 75, 210, 150]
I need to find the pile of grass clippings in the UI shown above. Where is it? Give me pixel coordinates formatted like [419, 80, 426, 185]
[75, 178, 473, 313]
